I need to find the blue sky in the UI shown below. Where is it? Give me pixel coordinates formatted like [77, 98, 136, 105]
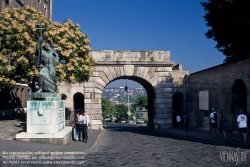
[53, 0, 224, 88]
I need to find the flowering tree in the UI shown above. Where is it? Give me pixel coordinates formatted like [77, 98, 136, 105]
[0, 6, 95, 91]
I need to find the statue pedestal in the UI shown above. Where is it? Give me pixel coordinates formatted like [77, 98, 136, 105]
[16, 93, 71, 145]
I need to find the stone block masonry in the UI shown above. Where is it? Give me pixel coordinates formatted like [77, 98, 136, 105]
[58, 50, 188, 130]
[186, 58, 250, 132]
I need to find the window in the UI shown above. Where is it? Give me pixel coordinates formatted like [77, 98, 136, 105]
[15, 0, 24, 8]
[38, 0, 41, 3]
[61, 94, 67, 100]
[43, 3, 47, 11]
[5, 0, 9, 5]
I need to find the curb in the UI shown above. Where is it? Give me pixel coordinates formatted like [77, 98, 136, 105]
[154, 129, 250, 149]
[0, 138, 14, 141]
[85, 129, 104, 154]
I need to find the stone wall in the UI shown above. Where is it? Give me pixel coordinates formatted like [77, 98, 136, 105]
[186, 58, 250, 132]
[0, 83, 30, 110]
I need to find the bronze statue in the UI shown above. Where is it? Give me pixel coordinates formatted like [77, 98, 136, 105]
[35, 21, 60, 93]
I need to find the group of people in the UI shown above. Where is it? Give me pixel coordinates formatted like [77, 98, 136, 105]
[176, 109, 248, 143]
[72, 110, 90, 143]
[210, 108, 248, 143]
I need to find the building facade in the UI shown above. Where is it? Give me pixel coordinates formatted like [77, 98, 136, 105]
[0, 0, 52, 117]
[0, 0, 52, 19]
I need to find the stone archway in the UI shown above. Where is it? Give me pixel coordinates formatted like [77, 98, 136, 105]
[173, 92, 184, 128]
[84, 50, 184, 130]
[73, 92, 84, 112]
[105, 76, 155, 127]
[58, 50, 188, 130]
[232, 79, 247, 130]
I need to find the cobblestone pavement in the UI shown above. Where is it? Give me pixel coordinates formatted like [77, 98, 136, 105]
[0, 119, 26, 140]
[84, 124, 250, 167]
[1, 122, 250, 167]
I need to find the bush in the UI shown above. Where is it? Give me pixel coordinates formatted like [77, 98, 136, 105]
[141, 118, 148, 123]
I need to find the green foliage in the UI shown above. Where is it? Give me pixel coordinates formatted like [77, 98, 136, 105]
[0, 6, 95, 90]
[141, 118, 148, 123]
[134, 96, 148, 109]
[101, 99, 115, 119]
[115, 104, 129, 121]
[201, 0, 250, 63]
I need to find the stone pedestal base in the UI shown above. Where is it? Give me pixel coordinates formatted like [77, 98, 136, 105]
[27, 93, 65, 134]
[16, 127, 72, 145]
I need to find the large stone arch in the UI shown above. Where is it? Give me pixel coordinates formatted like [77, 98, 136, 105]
[58, 50, 188, 130]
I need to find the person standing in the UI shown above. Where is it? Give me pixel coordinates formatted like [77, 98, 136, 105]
[74, 112, 81, 142]
[218, 112, 227, 140]
[176, 114, 181, 128]
[183, 112, 189, 131]
[237, 110, 248, 143]
[210, 108, 219, 138]
[81, 111, 89, 143]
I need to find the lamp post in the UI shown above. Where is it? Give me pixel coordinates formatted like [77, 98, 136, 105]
[125, 85, 130, 121]
[120, 79, 130, 123]
[125, 80, 131, 122]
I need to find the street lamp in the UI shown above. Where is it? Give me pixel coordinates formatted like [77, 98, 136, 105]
[120, 79, 130, 122]
[119, 87, 124, 104]
[125, 80, 130, 122]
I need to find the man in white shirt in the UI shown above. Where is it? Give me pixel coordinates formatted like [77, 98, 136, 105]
[73, 112, 81, 141]
[237, 110, 248, 143]
[210, 108, 219, 138]
[79, 111, 89, 143]
[176, 114, 181, 128]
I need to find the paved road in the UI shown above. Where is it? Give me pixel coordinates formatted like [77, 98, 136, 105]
[85, 123, 250, 167]
[1, 123, 250, 166]
[0, 119, 26, 140]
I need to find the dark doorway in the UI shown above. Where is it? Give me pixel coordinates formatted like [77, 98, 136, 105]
[232, 79, 247, 130]
[73, 93, 84, 113]
[173, 92, 184, 128]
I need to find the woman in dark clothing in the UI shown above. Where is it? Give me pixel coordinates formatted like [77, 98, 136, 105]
[218, 112, 227, 140]
[183, 112, 189, 131]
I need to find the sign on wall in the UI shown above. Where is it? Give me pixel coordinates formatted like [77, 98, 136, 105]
[199, 90, 209, 110]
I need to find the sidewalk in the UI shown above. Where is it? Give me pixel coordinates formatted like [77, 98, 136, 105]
[0, 128, 103, 156]
[158, 128, 250, 149]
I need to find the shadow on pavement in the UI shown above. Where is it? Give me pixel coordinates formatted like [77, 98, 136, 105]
[104, 123, 250, 150]
[14, 122, 26, 133]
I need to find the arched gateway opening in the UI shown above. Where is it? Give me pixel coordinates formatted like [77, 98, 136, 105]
[173, 92, 184, 128]
[102, 77, 155, 128]
[73, 92, 84, 112]
[232, 79, 247, 129]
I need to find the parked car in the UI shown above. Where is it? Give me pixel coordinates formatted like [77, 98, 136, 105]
[136, 119, 144, 124]
[105, 118, 111, 122]
[120, 120, 126, 124]
[128, 120, 134, 124]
